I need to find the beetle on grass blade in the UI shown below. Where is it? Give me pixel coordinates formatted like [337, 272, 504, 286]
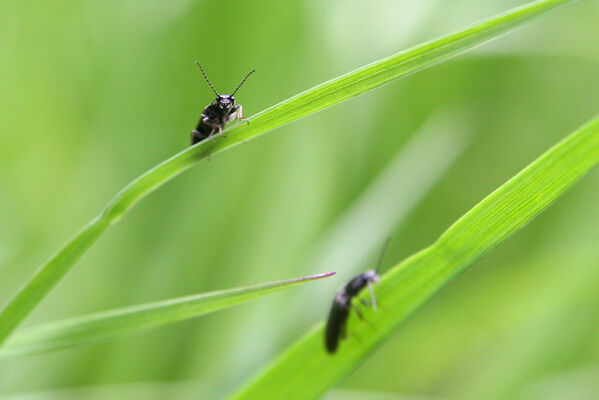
[190, 62, 256, 145]
[324, 238, 391, 354]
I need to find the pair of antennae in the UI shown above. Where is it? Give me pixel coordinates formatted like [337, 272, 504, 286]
[374, 237, 392, 273]
[367, 237, 391, 312]
[195, 62, 256, 97]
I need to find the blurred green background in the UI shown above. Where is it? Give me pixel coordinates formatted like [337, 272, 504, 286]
[1, 0, 599, 398]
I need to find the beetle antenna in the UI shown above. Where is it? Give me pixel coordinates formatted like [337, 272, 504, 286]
[195, 62, 219, 96]
[231, 69, 256, 96]
[374, 237, 391, 273]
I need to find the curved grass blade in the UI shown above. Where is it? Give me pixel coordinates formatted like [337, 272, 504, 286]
[231, 116, 599, 400]
[0, 0, 581, 346]
[0, 272, 334, 358]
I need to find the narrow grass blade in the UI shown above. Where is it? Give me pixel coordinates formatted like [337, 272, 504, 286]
[0, 272, 334, 358]
[0, 0, 581, 346]
[231, 116, 599, 400]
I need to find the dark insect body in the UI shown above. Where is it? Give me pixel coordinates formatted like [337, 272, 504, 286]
[190, 62, 255, 145]
[325, 270, 379, 353]
[324, 239, 390, 354]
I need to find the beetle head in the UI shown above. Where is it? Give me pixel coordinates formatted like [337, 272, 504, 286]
[215, 94, 236, 110]
[362, 269, 380, 284]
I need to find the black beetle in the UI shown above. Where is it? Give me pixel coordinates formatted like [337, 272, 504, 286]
[191, 62, 255, 145]
[324, 238, 391, 353]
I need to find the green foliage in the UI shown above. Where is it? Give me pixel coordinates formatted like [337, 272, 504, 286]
[233, 116, 599, 400]
[0, 273, 334, 358]
[0, 0, 579, 348]
[1, 0, 597, 397]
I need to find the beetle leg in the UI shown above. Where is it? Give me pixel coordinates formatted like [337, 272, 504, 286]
[207, 126, 221, 141]
[235, 105, 250, 125]
[367, 281, 378, 311]
[351, 303, 364, 319]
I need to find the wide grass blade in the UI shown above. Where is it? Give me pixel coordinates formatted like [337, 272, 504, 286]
[0, 273, 334, 358]
[231, 116, 599, 400]
[0, 0, 581, 346]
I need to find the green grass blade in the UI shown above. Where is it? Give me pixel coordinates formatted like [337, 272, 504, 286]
[0, 0, 581, 346]
[0, 272, 334, 358]
[231, 116, 599, 400]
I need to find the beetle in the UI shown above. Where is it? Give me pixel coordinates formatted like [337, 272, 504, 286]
[190, 62, 256, 145]
[324, 238, 391, 353]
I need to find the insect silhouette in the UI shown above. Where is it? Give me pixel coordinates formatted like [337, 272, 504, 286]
[324, 238, 391, 354]
[190, 62, 256, 145]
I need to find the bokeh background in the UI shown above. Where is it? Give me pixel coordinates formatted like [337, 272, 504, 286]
[2, 0, 599, 398]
